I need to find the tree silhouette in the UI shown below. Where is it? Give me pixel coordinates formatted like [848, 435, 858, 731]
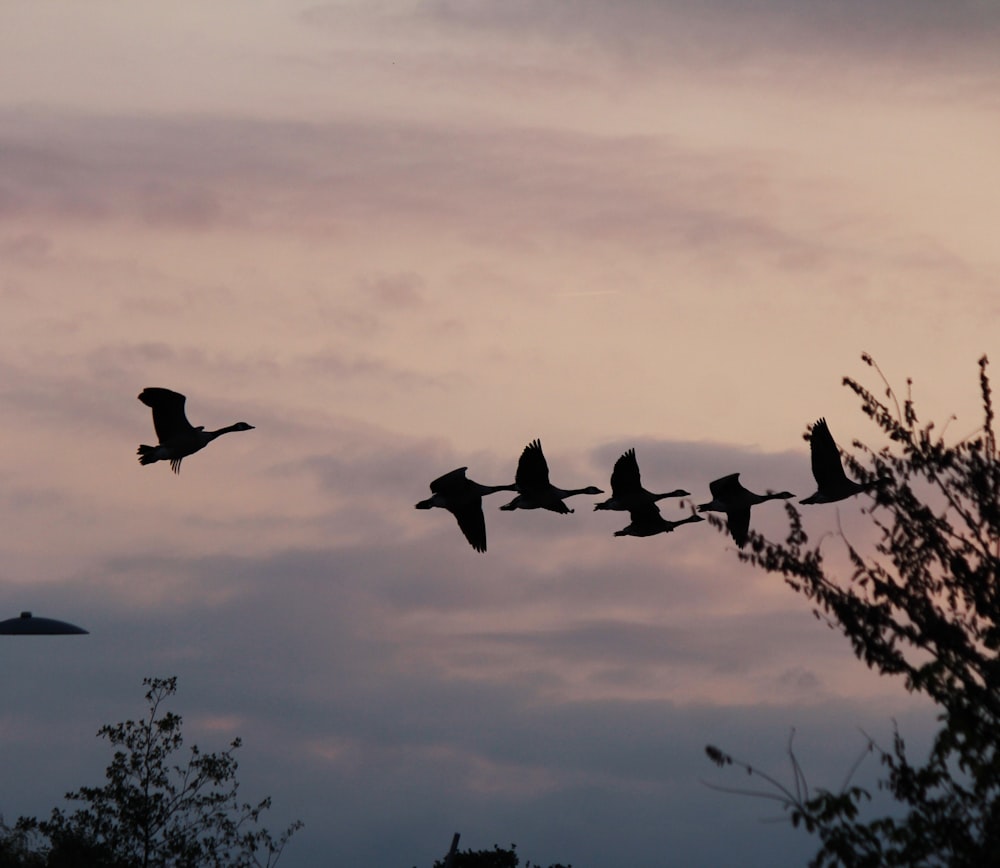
[706, 355, 1000, 866]
[420, 837, 571, 868]
[16, 677, 301, 868]
[0, 815, 46, 868]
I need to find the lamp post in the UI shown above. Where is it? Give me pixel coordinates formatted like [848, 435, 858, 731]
[0, 611, 89, 635]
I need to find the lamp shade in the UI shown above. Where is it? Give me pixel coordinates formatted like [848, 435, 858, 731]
[0, 611, 89, 635]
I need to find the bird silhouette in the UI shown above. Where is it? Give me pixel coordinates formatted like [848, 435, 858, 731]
[594, 448, 689, 511]
[499, 439, 603, 513]
[415, 467, 516, 552]
[137, 387, 254, 474]
[613, 503, 704, 538]
[800, 418, 888, 504]
[698, 473, 794, 547]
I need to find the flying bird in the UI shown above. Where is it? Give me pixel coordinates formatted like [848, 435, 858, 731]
[137, 387, 255, 474]
[613, 503, 704, 538]
[594, 448, 689, 511]
[499, 439, 603, 514]
[698, 473, 794, 547]
[415, 467, 516, 553]
[800, 418, 888, 505]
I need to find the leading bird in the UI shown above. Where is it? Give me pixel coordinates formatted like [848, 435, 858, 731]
[137, 387, 255, 474]
[800, 417, 888, 505]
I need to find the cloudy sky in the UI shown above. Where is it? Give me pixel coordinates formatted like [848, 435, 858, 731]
[1, 2, 998, 866]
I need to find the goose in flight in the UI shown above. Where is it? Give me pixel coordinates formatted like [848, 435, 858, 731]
[613, 503, 704, 538]
[594, 448, 689, 511]
[499, 439, 603, 513]
[698, 473, 794, 547]
[415, 467, 516, 553]
[137, 387, 255, 474]
[800, 418, 887, 504]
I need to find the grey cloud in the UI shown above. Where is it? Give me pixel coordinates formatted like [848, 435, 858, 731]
[299, 347, 448, 392]
[470, 610, 833, 674]
[0, 140, 108, 220]
[274, 427, 458, 496]
[360, 271, 426, 310]
[0, 478, 67, 515]
[301, 272, 430, 341]
[0, 357, 138, 436]
[410, 0, 1000, 71]
[0, 108, 839, 268]
[136, 181, 222, 228]
[0, 110, 299, 228]
[0, 232, 54, 266]
[776, 666, 823, 696]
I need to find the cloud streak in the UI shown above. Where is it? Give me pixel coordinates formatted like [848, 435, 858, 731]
[0, 108, 844, 267]
[408, 0, 1000, 73]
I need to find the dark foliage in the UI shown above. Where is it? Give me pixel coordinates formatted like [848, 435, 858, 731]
[13, 677, 301, 868]
[706, 355, 1000, 867]
[422, 841, 571, 868]
[0, 816, 45, 868]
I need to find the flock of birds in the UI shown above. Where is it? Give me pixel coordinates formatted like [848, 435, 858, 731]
[415, 420, 886, 552]
[133, 387, 884, 554]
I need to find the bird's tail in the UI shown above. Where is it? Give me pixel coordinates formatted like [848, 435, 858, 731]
[137, 444, 158, 466]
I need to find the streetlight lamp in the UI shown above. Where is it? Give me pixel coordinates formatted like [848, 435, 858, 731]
[0, 611, 89, 635]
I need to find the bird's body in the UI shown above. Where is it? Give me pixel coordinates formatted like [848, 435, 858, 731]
[499, 439, 603, 514]
[801, 418, 886, 504]
[613, 503, 704, 538]
[137, 387, 254, 474]
[698, 473, 794, 547]
[415, 467, 516, 552]
[594, 448, 689, 511]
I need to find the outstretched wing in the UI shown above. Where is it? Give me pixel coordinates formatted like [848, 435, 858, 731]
[809, 418, 850, 489]
[515, 439, 550, 491]
[726, 508, 751, 548]
[709, 473, 743, 502]
[626, 500, 661, 524]
[430, 467, 471, 496]
[610, 449, 642, 499]
[451, 501, 488, 553]
[138, 388, 196, 443]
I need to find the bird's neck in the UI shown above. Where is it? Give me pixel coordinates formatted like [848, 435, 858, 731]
[483, 483, 518, 494]
[205, 424, 241, 439]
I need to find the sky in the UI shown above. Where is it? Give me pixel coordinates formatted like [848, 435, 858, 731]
[1, 1, 998, 865]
